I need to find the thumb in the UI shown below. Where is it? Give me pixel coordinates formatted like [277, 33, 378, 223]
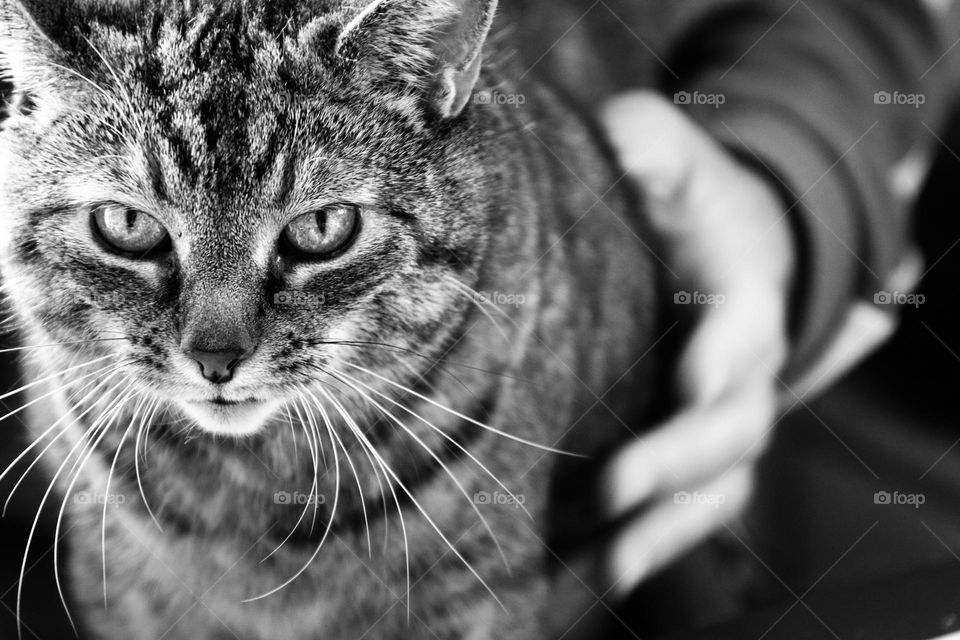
[600, 90, 710, 203]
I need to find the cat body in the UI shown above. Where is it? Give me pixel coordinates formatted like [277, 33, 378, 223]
[0, 1, 657, 638]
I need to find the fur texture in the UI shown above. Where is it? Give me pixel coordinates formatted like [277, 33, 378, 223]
[0, 1, 656, 638]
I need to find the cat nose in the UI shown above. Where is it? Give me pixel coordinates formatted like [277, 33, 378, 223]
[184, 348, 251, 384]
[178, 282, 262, 385]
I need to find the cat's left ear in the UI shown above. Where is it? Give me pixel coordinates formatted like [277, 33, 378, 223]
[335, 0, 499, 120]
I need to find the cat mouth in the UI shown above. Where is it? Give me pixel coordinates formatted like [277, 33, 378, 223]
[209, 397, 259, 407]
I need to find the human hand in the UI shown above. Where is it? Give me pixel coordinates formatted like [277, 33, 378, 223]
[548, 90, 796, 636]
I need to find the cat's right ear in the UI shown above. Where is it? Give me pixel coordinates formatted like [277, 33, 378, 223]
[0, 0, 79, 117]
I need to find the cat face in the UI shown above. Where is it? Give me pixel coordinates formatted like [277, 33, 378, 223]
[0, 0, 506, 435]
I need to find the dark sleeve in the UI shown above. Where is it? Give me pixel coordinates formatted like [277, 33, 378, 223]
[661, 0, 960, 378]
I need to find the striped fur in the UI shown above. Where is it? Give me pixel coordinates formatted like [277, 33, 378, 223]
[0, 1, 657, 638]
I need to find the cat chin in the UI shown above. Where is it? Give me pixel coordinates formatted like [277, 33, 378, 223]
[176, 398, 282, 437]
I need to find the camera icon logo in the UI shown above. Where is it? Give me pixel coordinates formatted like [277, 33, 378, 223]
[674, 491, 692, 505]
[473, 491, 491, 505]
[874, 291, 892, 305]
[674, 291, 693, 305]
[874, 91, 892, 105]
[674, 91, 692, 105]
[874, 491, 892, 505]
[473, 90, 493, 105]
[93, 292, 125, 306]
[274, 491, 292, 505]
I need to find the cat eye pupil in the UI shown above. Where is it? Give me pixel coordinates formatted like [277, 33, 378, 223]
[315, 211, 328, 234]
[283, 204, 360, 258]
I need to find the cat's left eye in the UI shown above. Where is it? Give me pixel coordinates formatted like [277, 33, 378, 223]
[92, 204, 171, 257]
[283, 204, 361, 258]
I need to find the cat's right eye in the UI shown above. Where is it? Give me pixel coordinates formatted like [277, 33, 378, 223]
[92, 204, 171, 257]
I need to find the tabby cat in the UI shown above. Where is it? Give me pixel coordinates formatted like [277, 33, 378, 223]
[0, 0, 656, 638]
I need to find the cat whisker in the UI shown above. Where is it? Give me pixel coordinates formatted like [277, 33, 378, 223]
[133, 397, 164, 532]
[0, 358, 98, 485]
[297, 393, 345, 534]
[0, 336, 129, 355]
[294, 394, 324, 536]
[0, 353, 114, 403]
[320, 368, 512, 574]
[78, 36, 150, 161]
[445, 278, 514, 345]
[450, 277, 528, 331]
[101, 394, 149, 605]
[293, 392, 330, 469]
[0, 363, 130, 510]
[310, 383, 507, 615]
[304, 385, 373, 558]
[244, 394, 342, 603]
[281, 403, 299, 464]
[308, 385, 412, 617]
[306, 387, 397, 544]
[47, 388, 125, 639]
[80, 36, 140, 119]
[50, 384, 138, 636]
[18, 377, 133, 640]
[261, 394, 326, 562]
[293, 396, 326, 533]
[296, 395, 328, 472]
[46, 60, 138, 143]
[314, 339, 534, 386]
[329, 366, 532, 523]
[343, 362, 583, 457]
[318, 340, 492, 423]
[312, 389, 392, 554]
[1, 366, 124, 514]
